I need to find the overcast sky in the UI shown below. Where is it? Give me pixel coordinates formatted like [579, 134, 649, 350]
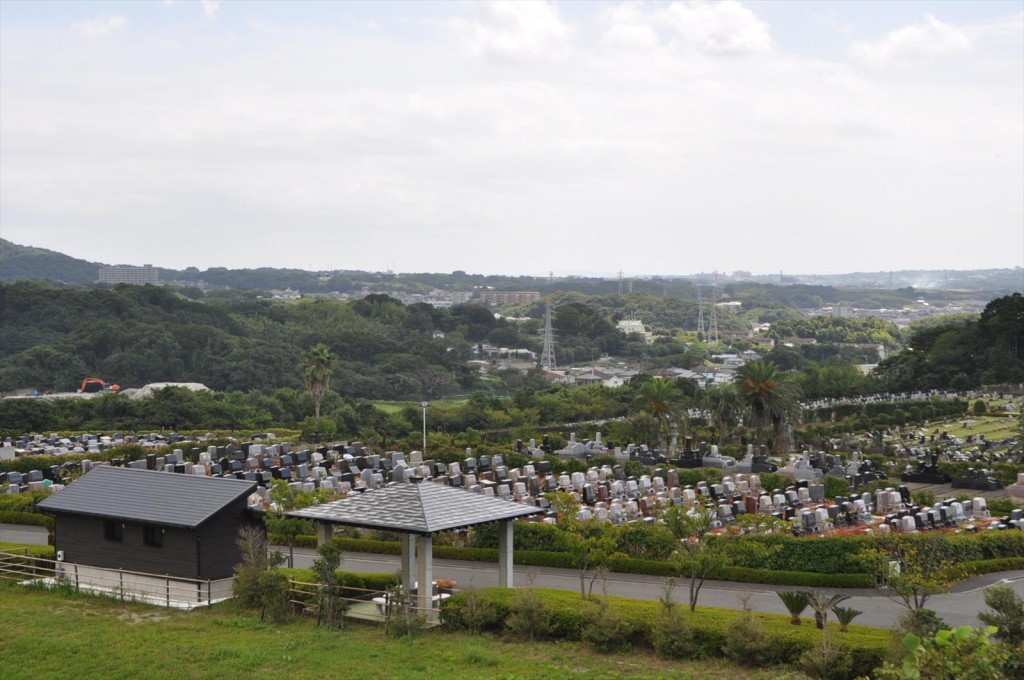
[1, 1, 1021, 277]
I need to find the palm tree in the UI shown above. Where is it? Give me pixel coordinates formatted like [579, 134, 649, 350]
[300, 343, 334, 435]
[634, 378, 681, 448]
[832, 605, 863, 633]
[806, 592, 849, 630]
[703, 383, 741, 443]
[777, 590, 810, 625]
[734, 360, 801, 452]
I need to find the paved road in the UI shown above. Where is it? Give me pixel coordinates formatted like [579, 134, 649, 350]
[0, 523, 49, 546]
[282, 546, 1024, 630]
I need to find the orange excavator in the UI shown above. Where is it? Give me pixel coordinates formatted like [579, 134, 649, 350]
[80, 378, 120, 393]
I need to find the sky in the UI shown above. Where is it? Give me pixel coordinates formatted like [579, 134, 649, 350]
[1, 1, 1022, 277]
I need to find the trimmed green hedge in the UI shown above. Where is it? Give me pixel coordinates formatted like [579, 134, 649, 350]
[0, 511, 54, 530]
[277, 535, 1019, 590]
[0, 491, 50, 513]
[949, 557, 1024, 580]
[280, 567, 399, 595]
[712, 566, 875, 589]
[441, 587, 891, 677]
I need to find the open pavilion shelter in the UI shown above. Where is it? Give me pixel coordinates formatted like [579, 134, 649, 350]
[286, 480, 543, 617]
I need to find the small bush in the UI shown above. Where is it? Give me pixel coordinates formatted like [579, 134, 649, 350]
[978, 584, 1024, 646]
[798, 635, 855, 680]
[896, 608, 947, 637]
[505, 589, 552, 642]
[722, 610, 773, 666]
[911, 489, 936, 507]
[582, 601, 632, 653]
[457, 588, 499, 634]
[651, 609, 698, 659]
[386, 611, 427, 638]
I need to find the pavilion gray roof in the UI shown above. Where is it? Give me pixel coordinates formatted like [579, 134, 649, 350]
[286, 481, 543, 535]
[37, 465, 256, 529]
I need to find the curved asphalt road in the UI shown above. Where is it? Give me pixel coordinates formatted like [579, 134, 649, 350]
[283, 546, 1024, 629]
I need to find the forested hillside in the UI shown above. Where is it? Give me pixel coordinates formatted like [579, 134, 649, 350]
[0, 239, 106, 285]
[0, 283, 627, 398]
[874, 293, 1024, 390]
[2, 279, 1020, 401]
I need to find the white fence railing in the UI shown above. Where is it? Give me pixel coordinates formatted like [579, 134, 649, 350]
[0, 549, 232, 608]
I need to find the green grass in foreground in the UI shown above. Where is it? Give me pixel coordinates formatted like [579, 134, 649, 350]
[0, 580, 810, 680]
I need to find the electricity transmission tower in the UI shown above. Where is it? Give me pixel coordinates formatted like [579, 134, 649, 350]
[540, 302, 557, 370]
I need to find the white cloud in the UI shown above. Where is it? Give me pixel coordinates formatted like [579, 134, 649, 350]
[446, 0, 570, 60]
[598, 3, 660, 50]
[966, 12, 1024, 42]
[851, 14, 972, 65]
[201, 0, 221, 20]
[660, 0, 773, 55]
[3, 2, 1021, 275]
[73, 15, 128, 39]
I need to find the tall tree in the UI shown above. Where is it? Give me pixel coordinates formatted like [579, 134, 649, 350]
[734, 359, 800, 452]
[661, 506, 728, 612]
[300, 343, 334, 434]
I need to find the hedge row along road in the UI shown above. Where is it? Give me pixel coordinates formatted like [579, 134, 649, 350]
[282, 545, 1024, 630]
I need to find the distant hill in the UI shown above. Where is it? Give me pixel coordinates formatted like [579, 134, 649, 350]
[0, 238, 1020, 296]
[0, 239, 107, 285]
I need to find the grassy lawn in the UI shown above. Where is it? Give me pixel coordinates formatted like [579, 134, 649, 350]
[933, 414, 1019, 442]
[0, 580, 808, 680]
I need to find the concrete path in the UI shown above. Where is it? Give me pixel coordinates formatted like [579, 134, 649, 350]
[282, 546, 1024, 630]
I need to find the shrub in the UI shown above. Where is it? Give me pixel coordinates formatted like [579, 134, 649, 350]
[798, 635, 855, 680]
[875, 625, 1010, 680]
[651, 609, 697, 659]
[978, 584, 1024, 646]
[582, 601, 632, 653]
[0, 511, 54, 530]
[722, 610, 773, 666]
[455, 588, 498, 634]
[505, 589, 552, 642]
[896, 608, 947, 637]
[911, 489, 936, 507]
[443, 588, 888, 675]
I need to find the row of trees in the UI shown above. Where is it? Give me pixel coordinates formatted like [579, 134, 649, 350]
[0, 363, 801, 455]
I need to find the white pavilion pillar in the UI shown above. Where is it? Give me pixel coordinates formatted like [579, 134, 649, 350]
[497, 519, 513, 588]
[401, 533, 417, 592]
[315, 521, 333, 547]
[415, 534, 434, 620]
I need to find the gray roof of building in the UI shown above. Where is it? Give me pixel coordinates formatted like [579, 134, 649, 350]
[37, 466, 256, 529]
[286, 480, 544, 535]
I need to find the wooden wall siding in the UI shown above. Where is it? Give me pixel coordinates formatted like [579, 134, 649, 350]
[196, 498, 255, 580]
[54, 514, 199, 580]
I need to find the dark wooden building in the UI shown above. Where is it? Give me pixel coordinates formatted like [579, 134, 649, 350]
[38, 466, 258, 581]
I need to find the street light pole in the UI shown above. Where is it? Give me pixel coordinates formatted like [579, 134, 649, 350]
[421, 401, 428, 453]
